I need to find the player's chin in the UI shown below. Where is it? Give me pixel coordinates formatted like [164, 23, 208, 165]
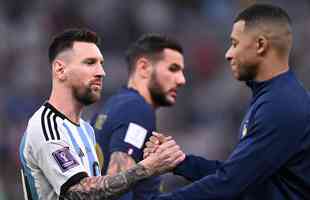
[231, 70, 240, 80]
[166, 95, 176, 105]
[91, 91, 101, 102]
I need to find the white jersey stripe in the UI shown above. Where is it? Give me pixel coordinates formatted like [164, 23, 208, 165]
[63, 122, 85, 166]
[46, 110, 55, 140]
[53, 115, 61, 140]
[80, 123, 100, 175]
[19, 134, 39, 200]
[48, 112, 56, 140]
[76, 125, 97, 176]
[21, 169, 29, 200]
[40, 107, 49, 141]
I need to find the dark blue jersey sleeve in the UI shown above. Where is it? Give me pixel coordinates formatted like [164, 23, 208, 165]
[173, 155, 223, 182]
[107, 99, 155, 162]
[118, 192, 133, 200]
[92, 89, 160, 200]
[110, 101, 155, 162]
[150, 100, 309, 200]
[108, 123, 143, 161]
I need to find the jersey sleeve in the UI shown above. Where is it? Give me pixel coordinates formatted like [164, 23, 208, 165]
[109, 100, 155, 162]
[109, 122, 151, 161]
[173, 155, 223, 182]
[29, 122, 88, 196]
[150, 100, 309, 200]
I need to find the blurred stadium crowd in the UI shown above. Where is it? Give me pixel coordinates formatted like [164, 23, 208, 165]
[1, 0, 310, 199]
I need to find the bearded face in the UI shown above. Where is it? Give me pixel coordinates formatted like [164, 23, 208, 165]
[148, 70, 174, 107]
[72, 82, 101, 106]
[147, 49, 186, 107]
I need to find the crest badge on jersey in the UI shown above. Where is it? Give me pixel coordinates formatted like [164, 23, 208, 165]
[94, 114, 107, 130]
[52, 147, 79, 172]
[241, 120, 249, 138]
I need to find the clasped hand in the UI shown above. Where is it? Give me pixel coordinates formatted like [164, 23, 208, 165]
[139, 132, 185, 176]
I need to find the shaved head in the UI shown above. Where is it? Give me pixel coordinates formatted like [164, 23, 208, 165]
[235, 4, 292, 58]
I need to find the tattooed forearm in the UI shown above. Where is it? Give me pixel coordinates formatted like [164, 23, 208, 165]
[107, 152, 136, 175]
[62, 164, 152, 200]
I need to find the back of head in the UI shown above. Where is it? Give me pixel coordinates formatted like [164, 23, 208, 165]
[125, 33, 183, 75]
[48, 28, 100, 64]
[235, 4, 292, 58]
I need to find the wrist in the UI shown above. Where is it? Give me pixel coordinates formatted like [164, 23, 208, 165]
[124, 163, 153, 186]
[138, 159, 155, 176]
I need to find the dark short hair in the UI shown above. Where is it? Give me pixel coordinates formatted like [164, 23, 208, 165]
[48, 28, 100, 63]
[235, 4, 292, 57]
[235, 4, 291, 28]
[125, 33, 183, 74]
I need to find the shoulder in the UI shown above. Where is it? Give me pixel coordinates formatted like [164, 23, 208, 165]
[254, 73, 310, 117]
[103, 90, 155, 120]
[26, 104, 66, 145]
[252, 95, 308, 128]
[106, 88, 151, 109]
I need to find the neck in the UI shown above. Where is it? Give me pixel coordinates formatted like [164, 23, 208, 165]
[48, 85, 83, 124]
[255, 56, 289, 81]
[127, 77, 156, 109]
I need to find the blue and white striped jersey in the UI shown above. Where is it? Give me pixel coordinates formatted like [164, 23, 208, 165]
[19, 102, 100, 200]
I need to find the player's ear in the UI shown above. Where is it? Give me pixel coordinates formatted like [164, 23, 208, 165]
[52, 59, 67, 81]
[135, 57, 152, 79]
[256, 35, 268, 55]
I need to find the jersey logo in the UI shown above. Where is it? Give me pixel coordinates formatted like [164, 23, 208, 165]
[52, 147, 79, 172]
[124, 123, 147, 149]
[241, 120, 249, 138]
[78, 147, 85, 158]
[94, 114, 107, 130]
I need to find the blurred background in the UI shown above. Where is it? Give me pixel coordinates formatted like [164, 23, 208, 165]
[1, 0, 310, 199]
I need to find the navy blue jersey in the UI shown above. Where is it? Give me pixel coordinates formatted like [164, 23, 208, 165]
[151, 70, 310, 200]
[91, 87, 161, 200]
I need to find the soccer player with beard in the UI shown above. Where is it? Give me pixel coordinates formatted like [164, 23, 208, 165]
[91, 34, 186, 200]
[19, 29, 185, 200]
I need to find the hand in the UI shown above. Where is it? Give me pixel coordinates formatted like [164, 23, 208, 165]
[143, 132, 172, 159]
[140, 139, 185, 176]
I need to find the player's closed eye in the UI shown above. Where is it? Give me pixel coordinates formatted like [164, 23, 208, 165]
[169, 64, 181, 72]
[231, 39, 238, 48]
[84, 58, 99, 66]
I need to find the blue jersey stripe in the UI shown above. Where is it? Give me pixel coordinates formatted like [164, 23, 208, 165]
[83, 122, 96, 146]
[19, 133, 39, 200]
[63, 123, 84, 165]
[76, 125, 98, 176]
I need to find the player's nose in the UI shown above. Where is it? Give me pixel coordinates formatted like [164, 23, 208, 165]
[96, 64, 106, 78]
[225, 47, 233, 61]
[176, 72, 186, 86]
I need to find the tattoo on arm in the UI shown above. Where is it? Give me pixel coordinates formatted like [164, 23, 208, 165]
[62, 164, 152, 200]
[107, 152, 136, 175]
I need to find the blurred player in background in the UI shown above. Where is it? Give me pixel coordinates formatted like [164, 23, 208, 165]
[144, 4, 310, 199]
[91, 33, 186, 200]
[19, 29, 185, 200]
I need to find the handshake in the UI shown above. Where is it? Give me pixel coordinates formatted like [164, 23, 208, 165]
[139, 132, 186, 177]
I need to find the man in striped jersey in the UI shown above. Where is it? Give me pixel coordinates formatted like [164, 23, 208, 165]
[19, 29, 185, 200]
